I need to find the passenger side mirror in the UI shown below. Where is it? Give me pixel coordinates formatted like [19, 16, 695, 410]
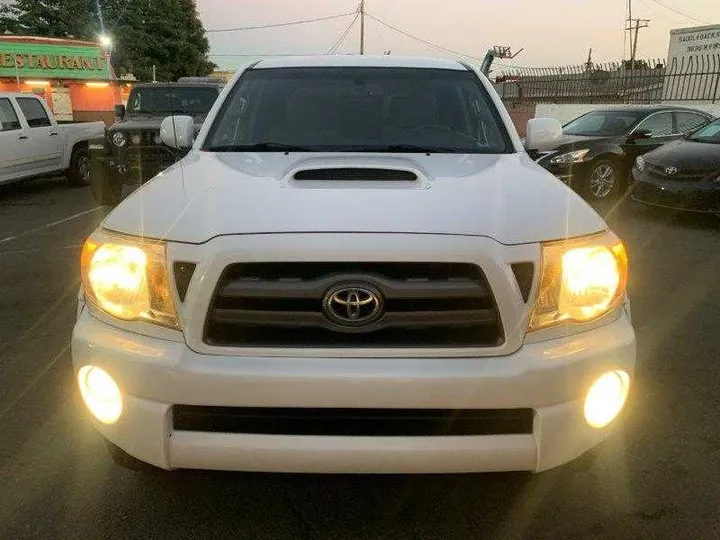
[627, 129, 651, 142]
[160, 115, 195, 149]
[525, 118, 563, 150]
[114, 104, 126, 120]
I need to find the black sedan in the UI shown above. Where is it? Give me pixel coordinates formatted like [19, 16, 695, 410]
[535, 106, 713, 201]
[631, 118, 720, 214]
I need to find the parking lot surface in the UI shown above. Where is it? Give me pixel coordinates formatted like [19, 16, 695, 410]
[1, 178, 719, 540]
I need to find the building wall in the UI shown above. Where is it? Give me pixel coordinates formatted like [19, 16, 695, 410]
[503, 102, 535, 136]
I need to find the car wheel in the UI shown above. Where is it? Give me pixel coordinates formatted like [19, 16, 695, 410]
[90, 164, 123, 206]
[583, 159, 621, 201]
[105, 440, 163, 473]
[67, 147, 92, 187]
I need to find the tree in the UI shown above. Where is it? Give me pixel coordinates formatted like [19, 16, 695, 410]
[110, 0, 215, 81]
[0, 0, 215, 81]
[0, 0, 96, 38]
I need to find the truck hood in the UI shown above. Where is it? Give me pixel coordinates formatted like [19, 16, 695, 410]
[103, 152, 606, 245]
[113, 116, 205, 131]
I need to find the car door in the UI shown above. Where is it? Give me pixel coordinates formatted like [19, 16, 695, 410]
[0, 97, 33, 183]
[14, 96, 64, 176]
[625, 111, 676, 159]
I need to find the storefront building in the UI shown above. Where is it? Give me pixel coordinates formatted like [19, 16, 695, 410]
[0, 35, 131, 125]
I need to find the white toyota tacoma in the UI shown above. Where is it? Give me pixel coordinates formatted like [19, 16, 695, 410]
[73, 56, 636, 474]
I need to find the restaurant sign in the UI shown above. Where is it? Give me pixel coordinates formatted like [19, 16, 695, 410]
[0, 42, 110, 80]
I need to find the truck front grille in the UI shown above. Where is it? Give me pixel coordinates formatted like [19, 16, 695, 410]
[204, 263, 504, 348]
[172, 406, 534, 436]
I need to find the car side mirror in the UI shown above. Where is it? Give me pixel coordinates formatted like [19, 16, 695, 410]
[525, 118, 563, 150]
[114, 104, 126, 120]
[627, 129, 651, 142]
[160, 115, 195, 149]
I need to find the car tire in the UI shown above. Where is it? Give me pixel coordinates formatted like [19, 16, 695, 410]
[67, 146, 92, 187]
[582, 159, 623, 201]
[90, 164, 123, 206]
[105, 440, 163, 473]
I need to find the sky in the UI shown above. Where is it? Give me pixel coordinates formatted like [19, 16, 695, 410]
[196, 0, 718, 71]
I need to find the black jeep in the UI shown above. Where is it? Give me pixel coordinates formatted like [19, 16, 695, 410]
[90, 78, 224, 205]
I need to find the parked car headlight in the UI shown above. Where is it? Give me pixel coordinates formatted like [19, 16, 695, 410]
[111, 131, 127, 147]
[549, 149, 590, 165]
[635, 155, 645, 172]
[529, 232, 628, 331]
[80, 230, 179, 328]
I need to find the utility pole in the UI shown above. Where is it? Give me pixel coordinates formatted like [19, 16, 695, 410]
[628, 18, 650, 70]
[360, 0, 365, 55]
[626, 0, 649, 70]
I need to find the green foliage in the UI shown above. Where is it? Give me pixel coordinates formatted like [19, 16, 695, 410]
[0, 0, 215, 81]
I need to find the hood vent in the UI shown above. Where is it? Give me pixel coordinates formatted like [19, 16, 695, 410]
[293, 168, 418, 181]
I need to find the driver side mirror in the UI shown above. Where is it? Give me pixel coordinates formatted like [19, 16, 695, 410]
[160, 115, 195, 149]
[114, 104, 126, 121]
[525, 118, 563, 150]
[627, 129, 652, 142]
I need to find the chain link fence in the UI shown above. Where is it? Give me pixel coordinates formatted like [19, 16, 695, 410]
[493, 54, 720, 104]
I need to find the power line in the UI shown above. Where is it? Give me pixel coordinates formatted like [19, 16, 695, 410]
[364, 12, 482, 61]
[207, 11, 355, 33]
[327, 12, 360, 54]
[208, 53, 325, 57]
[642, 0, 710, 24]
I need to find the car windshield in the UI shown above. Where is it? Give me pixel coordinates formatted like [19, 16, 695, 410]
[687, 119, 720, 143]
[563, 110, 646, 136]
[203, 67, 511, 153]
[126, 87, 218, 115]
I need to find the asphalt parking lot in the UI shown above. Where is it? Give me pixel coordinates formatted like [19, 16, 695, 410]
[0, 176, 719, 540]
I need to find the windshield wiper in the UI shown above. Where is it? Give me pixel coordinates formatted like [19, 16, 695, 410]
[205, 142, 319, 152]
[350, 144, 462, 153]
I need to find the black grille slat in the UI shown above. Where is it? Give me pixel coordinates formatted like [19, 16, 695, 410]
[172, 406, 534, 436]
[205, 263, 503, 348]
[210, 308, 497, 332]
[219, 275, 487, 300]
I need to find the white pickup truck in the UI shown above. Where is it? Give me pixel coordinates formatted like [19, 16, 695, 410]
[74, 56, 636, 474]
[0, 92, 105, 186]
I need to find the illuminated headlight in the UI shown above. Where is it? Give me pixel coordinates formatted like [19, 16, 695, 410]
[80, 230, 179, 328]
[635, 155, 645, 172]
[78, 365, 123, 424]
[529, 232, 628, 331]
[111, 131, 127, 147]
[549, 149, 590, 165]
[584, 370, 630, 428]
[131, 133, 142, 145]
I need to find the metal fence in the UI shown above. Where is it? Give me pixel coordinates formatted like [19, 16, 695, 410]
[494, 54, 720, 104]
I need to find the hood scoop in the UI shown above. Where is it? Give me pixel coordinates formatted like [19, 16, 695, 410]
[293, 168, 418, 181]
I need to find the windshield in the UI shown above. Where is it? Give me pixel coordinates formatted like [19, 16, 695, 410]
[563, 110, 646, 136]
[203, 67, 511, 153]
[126, 87, 218, 115]
[688, 119, 720, 143]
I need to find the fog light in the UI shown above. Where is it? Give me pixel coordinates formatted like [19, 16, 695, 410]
[78, 365, 123, 424]
[584, 370, 630, 428]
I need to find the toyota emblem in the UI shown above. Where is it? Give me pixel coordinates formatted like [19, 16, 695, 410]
[665, 166, 678, 175]
[322, 284, 384, 327]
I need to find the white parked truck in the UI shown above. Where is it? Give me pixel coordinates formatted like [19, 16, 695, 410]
[0, 92, 104, 186]
[73, 56, 636, 474]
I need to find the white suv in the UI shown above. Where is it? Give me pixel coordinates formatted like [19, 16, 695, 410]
[73, 56, 635, 473]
